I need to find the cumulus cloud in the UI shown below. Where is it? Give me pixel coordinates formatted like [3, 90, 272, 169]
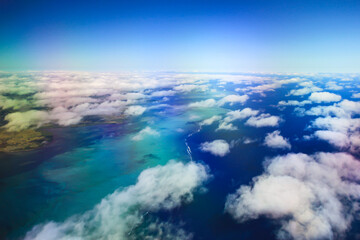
[132, 127, 160, 141]
[311, 116, 360, 151]
[326, 81, 343, 90]
[223, 108, 259, 122]
[217, 94, 249, 106]
[245, 114, 281, 127]
[173, 84, 207, 92]
[216, 121, 238, 131]
[288, 82, 322, 96]
[351, 93, 360, 98]
[188, 99, 216, 108]
[25, 160, 210, 240]
[278, 100, 311, 107]
[215, 108, 259, 131]
[200, 140, 230, 157]
[308, 92, 342, 103]
[124, 105, 147, 116]
[150, 90, 176, 97]
[225, 152, 360, 240]
[199, 115, 221, 126]
[264, 130, 291, 149]
[3, 110, 50, 131]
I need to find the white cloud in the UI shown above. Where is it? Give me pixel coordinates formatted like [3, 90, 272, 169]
[25, 160, 209, 240]
[326, 81, 343, 90]
[314, 130, 350, 148]
[124, 105, 146, 116]
[216, 121, 238, 131]
[200, 115, 221, 126]
[264, 130, 291, 149]
[173, 84, 207, 92]
[3, 110, 50, 131]
[278, 100, 311, 107]
[305, 100, 360, 118]
[150, 90, 176, 97]
[311, 117, 360, 151]
[288, 84, 322, 96]
[245, 114, 281, 127]
[223, 108, 259, 122]
[217, 95, 249, 106]
[188, 99, 216, 108]
[225, 152, 360, 240]
[200, 140, 230, 157]
[132, 127, 160, 141]
[308, 92, 342, 103]
[351, 93, 360, 98]
[216, 108, 259, 131]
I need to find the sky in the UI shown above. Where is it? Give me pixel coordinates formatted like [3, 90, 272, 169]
[0, 0, 359, 73]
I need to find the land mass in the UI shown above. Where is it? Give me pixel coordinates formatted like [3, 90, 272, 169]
[0, 129, 51, 152]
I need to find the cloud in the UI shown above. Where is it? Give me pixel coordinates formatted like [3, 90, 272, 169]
[289, 87, 316, 96]
[188, 99, 217, 108]
[305, 100, 360, 118]
[278, 100, 312, 107]
[245, 114, 281, 127]
[217, 95, 249, 106]
[314, 130, 350, 148]
[223, 108, 259, 122]
[326, 81, 343, 90]
[264, 130, 291, 149]
[173, 84, 207, 92]
[199, 115, 221, 126]
[351, 93, 360, 98]
[308, 92, 342, 103]
[311, 117, 360, 151]
[124, 105, 147, 116]
[150, 90, 176, 97]
[225, 152, 360, 240]
[3, 110, 50, 131]
[200, 140, 230, 157]
[215, 108, 259, 131]
[132, 127, 160, 141]
[25, 160, 210, 240]
[216, 121, 238, 131]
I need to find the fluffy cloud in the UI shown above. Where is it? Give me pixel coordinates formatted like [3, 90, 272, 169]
[215, 108, 259, 131]
[326, 81, 343, 90]
[150, 90, 176, 97]
[217, 95, 249, 106]
[305, 100, 360, 118]
[223, 108, 259, 122]
[288, 82, 322, 96]
[132, 127, 160, 141]
[173, 84, 207, 92]
[124, 105, 146, 116]
[264, 130, 291, 149]
[200, 115, 221, 126]
[216, 121, 238, 131]
[3, 110, 50, 131]
[278, 100, 312, 107]
[25, 160, 209, 240]
[308, 92, 342, 103]
[311, 117, 360, 151]
[188, 99, 217, 108]
[245, 114, 281, 127]
[225, 152, 360, 240]
[351, 93, 360, 98]
[200, 140, 230, 157]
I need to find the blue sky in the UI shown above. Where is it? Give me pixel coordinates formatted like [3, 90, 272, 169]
[0, 0, 359, 72]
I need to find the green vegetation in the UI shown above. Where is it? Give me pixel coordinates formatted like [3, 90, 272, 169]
[0, 129, 50, 152]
